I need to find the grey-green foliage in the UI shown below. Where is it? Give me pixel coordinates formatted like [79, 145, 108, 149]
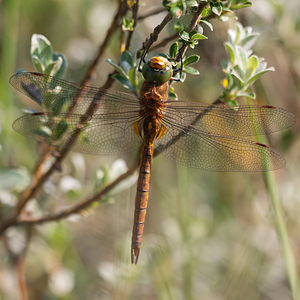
[31, 34, 67, 79]
[221, 22, 274, 105]
[106, 51, 144, 95]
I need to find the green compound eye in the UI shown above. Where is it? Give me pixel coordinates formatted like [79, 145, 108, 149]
[142, 56, 173, 84]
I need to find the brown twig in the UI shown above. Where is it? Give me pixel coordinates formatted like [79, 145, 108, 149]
[125, 0, 140, 50]
[17, 163, 139, 225]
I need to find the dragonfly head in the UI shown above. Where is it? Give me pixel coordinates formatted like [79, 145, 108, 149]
[142, 56, 172, 84]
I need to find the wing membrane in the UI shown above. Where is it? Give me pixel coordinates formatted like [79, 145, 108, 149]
[155, 118, 284, 171]
[165, 101, 295, 137]
[10, 72, 140, 114]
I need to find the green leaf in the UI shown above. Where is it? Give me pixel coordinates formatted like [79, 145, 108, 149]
[112, 73, 135, 93]
[186, 0, 198, 8]
[31, 55, 44, 73]
[31, 34, 53, 69]
[247, 68, 275, 86]
[224, 42, 235, 65]
[122, 17, 134, 31]
[169, 42, 179, 58]
[51, 53, 68, 78]
[200, 19, 213, 31]
[168, 86, 177, 100]
[236, 91, 256, 99]
[201, 7, 208, 17]
[106, 59, 128, 79]
[211, 2, 222, 16]
[190, 32, 208, 40]
[170, 6, 182, 18]
[128, 67, 137, 93]
[231, 2, 252, 10]
[245, 55, 259, 80]
[179, 31, 190, 41]
[53, 119, 68, 140]
[120, 51, 133, 73]
[183, 66, 200, 75]
[183, 55, 200, 66]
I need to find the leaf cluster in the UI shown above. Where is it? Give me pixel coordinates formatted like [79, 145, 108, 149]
[221, 23, 274, 105]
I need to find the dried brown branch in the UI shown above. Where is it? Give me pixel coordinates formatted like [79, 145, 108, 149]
[17, 163, 139, 225]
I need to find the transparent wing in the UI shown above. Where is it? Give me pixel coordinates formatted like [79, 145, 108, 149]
[10, 71, 141, 114]
[165, 101, 295, 137]
[13, 112, 143, 155]
[155, 118, 285, 171]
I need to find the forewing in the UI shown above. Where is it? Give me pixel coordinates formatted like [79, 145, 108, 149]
[10, 71, 141, 114]
[165, 101, 295, 137]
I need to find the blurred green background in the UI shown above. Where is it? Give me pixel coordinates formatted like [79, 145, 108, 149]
[0, 0, 299, 299]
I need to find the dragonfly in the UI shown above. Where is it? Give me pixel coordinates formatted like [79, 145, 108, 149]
[10, 56, 295, 263]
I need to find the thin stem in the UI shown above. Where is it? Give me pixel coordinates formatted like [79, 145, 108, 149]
[17, 163, 139, 225]
[125, 0, 140, 50]
[246, 95, 299, 299]
[263, 171, 300, 300]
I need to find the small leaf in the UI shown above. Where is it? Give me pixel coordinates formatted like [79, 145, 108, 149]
[106, 59, 128, 79]
[183, 55, 200, 66]
[183, 66, 200, 75]
[52, 53, 68, 78]
[190, 32, 208, 40]
[179, 31, 190, 41]
[247, 68, 275, 86]
[112, 73, 135, 92]
[128, 67, 137, 93]
[224, 42, 235, 65]
[186, 0, 198, 8]
[201, 7, 208, 17]
[236, 91, 256, 99]
[53, 119, 68, 140]
[169, 42, 179, 58]
[170, 6, 182, 18]
[211, 3, 222, 16]
[120, 51, 133, 73]
[31, 55, 44, 73]
[31, 34, 53, 69]
[245, 55, 259, 80]
[200, 19, 213, 31]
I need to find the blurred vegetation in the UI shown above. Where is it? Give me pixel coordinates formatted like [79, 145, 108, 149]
[0, 0, 299, 299]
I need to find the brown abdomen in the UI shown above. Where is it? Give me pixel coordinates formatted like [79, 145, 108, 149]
[131, 142, 153, 264]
